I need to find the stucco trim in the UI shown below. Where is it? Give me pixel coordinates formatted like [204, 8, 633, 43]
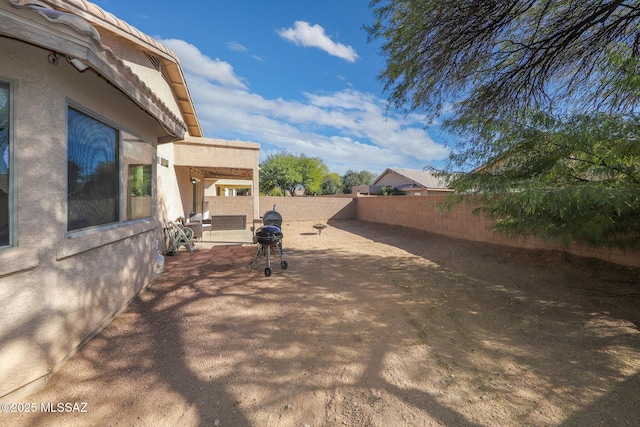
[57, 218, 157, 260]
[176, 137, 260, 151]
[0, 246, 39, 278]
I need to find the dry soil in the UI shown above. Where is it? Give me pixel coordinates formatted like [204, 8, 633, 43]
[1, 220, 639, 426]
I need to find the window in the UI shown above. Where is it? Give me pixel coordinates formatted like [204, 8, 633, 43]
[67, 107, 154, 232]
[123, 132, 152, 220]
[0, 82, 10, 246]
[67, 107, 119, 231]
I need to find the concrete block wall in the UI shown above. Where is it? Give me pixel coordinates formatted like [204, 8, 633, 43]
[206, 196, 254, 224]
[259, 196, 357, 222]
[206, 195, 357, 227]
[207, 194, 639, 267]
[357, 195, 640, 268]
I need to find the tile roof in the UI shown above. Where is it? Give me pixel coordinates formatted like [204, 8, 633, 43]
[27, 0, 178, 60]
[8, 0, 202, 137]
[374, 168, 449, 189]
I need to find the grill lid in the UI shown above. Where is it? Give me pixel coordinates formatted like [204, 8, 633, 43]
[256, 225, 283, 240]
[262, 210, 282, 227]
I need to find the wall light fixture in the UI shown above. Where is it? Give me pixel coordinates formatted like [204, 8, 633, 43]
[47, 51, 58, 65]
[66, 56, 89, 72]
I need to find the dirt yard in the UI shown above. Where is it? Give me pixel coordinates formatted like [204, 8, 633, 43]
[2, 220, 639, 426]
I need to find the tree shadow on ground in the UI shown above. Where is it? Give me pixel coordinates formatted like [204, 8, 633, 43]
[4, 220, 640, 426]
[326, 219, 640, 425]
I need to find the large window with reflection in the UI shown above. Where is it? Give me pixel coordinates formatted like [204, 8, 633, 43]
[67, 107, 119, 231]
[0, 82, 10, 246]
[67, 107, 153, 232]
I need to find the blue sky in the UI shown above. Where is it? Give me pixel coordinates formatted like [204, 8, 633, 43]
[93, 0, 452, 176]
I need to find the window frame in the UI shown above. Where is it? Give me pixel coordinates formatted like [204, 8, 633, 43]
[0, 79, 15, 249]
[123, 132, 153, 221]
[65, 101, 154, 237]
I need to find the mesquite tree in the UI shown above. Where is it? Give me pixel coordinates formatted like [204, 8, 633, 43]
[368, 0, 640, 247]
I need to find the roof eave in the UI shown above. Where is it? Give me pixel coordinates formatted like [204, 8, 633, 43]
[9, 0, 202, 138]
[163, 60, 202, 137]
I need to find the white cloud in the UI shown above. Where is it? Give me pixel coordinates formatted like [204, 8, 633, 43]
[225, 41, 264, 62]
[168, 39, 448, 174]
[226, 41, 248, 52]
[277, 21, 359, 63]
[160, 38, 247, 89]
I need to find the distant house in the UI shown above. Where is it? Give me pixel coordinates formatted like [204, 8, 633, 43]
[353, 168, 451, 196]
[0, 0, 258, 399]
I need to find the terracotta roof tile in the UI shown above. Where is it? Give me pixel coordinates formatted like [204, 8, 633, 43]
[22, 0, 178, 61]
[374, 168, 449, 189]
[9, 0, 202, 137]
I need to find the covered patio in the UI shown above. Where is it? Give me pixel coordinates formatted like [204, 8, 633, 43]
[157, 136, 260, 237]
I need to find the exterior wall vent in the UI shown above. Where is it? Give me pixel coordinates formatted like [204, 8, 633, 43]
[144, 52, 161, 71]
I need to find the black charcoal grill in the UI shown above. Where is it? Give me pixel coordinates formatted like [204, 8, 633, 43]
[250, 206, 288, 276]
[262, 209, 283, 227]
[255, 225, 282, 246]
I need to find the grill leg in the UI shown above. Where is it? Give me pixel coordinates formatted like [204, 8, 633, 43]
[276, 243, 284, 263]
[265, 245, 271, 269]
[249, 245, 262, 271]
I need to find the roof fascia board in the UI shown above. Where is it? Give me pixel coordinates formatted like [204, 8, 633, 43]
[1, 2, 187, 140]
[16, 0, 202, 137]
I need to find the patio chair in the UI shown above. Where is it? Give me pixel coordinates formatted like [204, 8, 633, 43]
[189, 213, 211, 240]
[164, 220, 196, 255]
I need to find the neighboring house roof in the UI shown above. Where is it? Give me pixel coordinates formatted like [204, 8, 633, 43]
[4, 0, 202, 139]
[373, 168, 449, 190]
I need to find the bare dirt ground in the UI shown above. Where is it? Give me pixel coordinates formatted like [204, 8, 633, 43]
[2, 220, 640, 427]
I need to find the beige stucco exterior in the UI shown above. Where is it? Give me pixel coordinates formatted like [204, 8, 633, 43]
[0, 0, 259, 399]
[206, 179, 253, 197]
[170, 137, 260, 223]
[0, 32, 161, 397]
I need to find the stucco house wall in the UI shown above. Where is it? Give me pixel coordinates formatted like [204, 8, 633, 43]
[0, 0, 190, 399]
[1, 0, 263, 398]
[99, 32, 183, 123]
[375, 171, 410, 187]
[0, 34, 161, 398]
[172, 136, 260, 222]
[207, 178, 253, 197]
[156, 142, 181, 224]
